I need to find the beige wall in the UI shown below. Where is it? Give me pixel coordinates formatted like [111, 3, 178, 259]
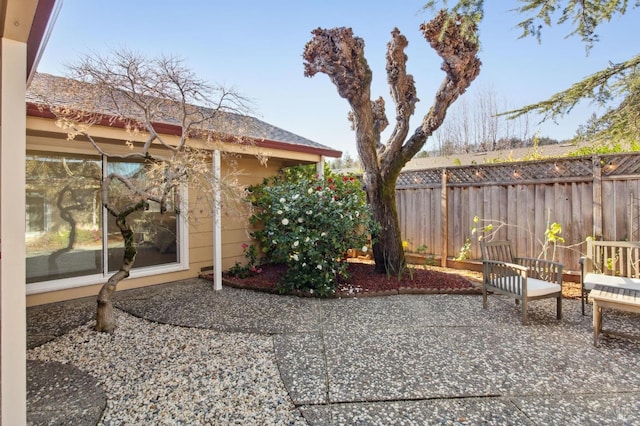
[188, 155, 285, 273]
[25, 125, 315, 306]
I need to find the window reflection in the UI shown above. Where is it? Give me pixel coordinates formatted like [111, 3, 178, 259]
[26, 153, 102, 282]
[26, 152, 179, 284]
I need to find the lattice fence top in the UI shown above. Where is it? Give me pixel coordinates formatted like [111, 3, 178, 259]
[396, 153, 640, 188]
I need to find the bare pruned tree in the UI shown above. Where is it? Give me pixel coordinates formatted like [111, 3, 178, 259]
[303, 10, 481, 273]
[30, 49, 262, 332]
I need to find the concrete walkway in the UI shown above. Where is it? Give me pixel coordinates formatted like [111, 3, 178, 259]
[27, 278, 640, 424]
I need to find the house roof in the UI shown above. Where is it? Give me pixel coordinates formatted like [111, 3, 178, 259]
[402, 142, 594, 171]
[26, 73, 341, 158]
[333, 141, 600, 175]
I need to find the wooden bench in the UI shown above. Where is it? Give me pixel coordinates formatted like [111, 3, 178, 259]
[480, 240, 563, 325]
[580, 240, 640, 315]
[591, 284, 640, 346]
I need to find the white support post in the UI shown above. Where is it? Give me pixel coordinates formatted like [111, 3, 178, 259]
[212, 150, 222, 291]
[1, 37, 28, 426]
[316, 155, 325, 178]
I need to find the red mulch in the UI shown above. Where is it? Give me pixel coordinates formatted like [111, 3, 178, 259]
[207, 261, 481, 298]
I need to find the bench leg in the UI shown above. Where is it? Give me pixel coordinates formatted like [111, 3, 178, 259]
[482, 284, 487, 309]
[593, 300, 602, 347]
[556, 296, 562, 320]
[522, 297, 528, 325]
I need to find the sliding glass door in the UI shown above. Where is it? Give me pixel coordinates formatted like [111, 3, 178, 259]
[26, 152, 180, 285]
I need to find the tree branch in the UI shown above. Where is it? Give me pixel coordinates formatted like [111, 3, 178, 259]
[502, 54, 640, 121]
[380, 28, 419, 170]
[392, 10, 481, 176]
[304, 27, 382, 174]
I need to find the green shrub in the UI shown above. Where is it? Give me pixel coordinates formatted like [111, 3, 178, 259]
[249, 171, 377, 296]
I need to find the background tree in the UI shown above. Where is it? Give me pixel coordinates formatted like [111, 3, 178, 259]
[303, 10, 481, 274]
[427, 0, 640, 145]
[30, 50, 257, 332]
[430, 84, 534, 155]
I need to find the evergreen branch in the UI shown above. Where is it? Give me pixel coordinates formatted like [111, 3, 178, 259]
[501, 53, 640, 121]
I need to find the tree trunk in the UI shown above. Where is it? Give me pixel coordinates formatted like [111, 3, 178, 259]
[95, 207, 142, 333]
[365, 173, 405, 275]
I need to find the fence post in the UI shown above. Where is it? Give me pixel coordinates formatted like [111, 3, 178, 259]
[441, 168, 448, 267]
[592, 156, 603, 239]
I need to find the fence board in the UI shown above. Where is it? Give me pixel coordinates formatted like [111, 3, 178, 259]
[396, 153, 640, 273]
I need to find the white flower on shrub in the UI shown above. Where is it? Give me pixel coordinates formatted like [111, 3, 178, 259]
[317, 264, 323, 270]
[307, 188, 313, 194]
[279, 197, 286, 203]
[292, 194, 299, 200]
[277, 210, 283, 215]
[292, 240, 299, 247]
[282, 218, 289, 225]
[298, 218, 304, 223]
[305, 236, 310, 242]
[306, 210, 313, 215]
[292, 254, 299, 261]
[362, 246, 368, 252]
[321, 232, 326, 237]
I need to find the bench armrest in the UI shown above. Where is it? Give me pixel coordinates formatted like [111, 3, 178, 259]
[482, 260, 529, 297]
[579, 256, 586, 283]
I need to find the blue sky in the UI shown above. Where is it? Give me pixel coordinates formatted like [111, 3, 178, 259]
[37, 1, 638, 157]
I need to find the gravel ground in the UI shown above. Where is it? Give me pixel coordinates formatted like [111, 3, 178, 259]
[26, 309, 306, 425]
[27, 283, 640, 425]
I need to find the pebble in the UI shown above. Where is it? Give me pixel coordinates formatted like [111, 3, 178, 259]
[27, 310, 307, 425]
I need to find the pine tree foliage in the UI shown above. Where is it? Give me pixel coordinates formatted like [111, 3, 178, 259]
[427, 1, 640, 143]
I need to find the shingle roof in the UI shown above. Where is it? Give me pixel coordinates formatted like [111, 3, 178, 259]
[402, 142, 594, 170]
[27, 73, 341, 158]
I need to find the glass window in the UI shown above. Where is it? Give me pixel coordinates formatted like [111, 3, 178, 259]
[106, 159, 179, 272]
[26, 153, 103, 282]
[26, 152, 180, 284]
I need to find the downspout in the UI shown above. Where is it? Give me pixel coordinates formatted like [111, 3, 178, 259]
[212, 150, 222, 290]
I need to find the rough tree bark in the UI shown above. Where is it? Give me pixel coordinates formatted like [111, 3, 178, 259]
[304, 10, 481, 273]
[95, 200, 148, 332]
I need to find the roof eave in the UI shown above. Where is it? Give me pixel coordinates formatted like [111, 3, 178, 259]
[26, 102, 342, 158]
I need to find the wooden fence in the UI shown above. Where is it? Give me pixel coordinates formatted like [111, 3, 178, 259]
[396, 153, 640, 273]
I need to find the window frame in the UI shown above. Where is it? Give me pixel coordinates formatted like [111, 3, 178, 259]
[26, 151, 189, 295]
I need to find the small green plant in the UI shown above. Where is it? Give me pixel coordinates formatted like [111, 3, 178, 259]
[226, 243, 261, 278]
[465, 214, 583, 262]
[454, 237, 472, 261]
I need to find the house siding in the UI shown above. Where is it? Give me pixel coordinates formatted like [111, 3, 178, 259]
[25, 119, 315, 306]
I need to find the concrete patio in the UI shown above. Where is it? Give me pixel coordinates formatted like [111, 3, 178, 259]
[27, 278, 640, 424]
